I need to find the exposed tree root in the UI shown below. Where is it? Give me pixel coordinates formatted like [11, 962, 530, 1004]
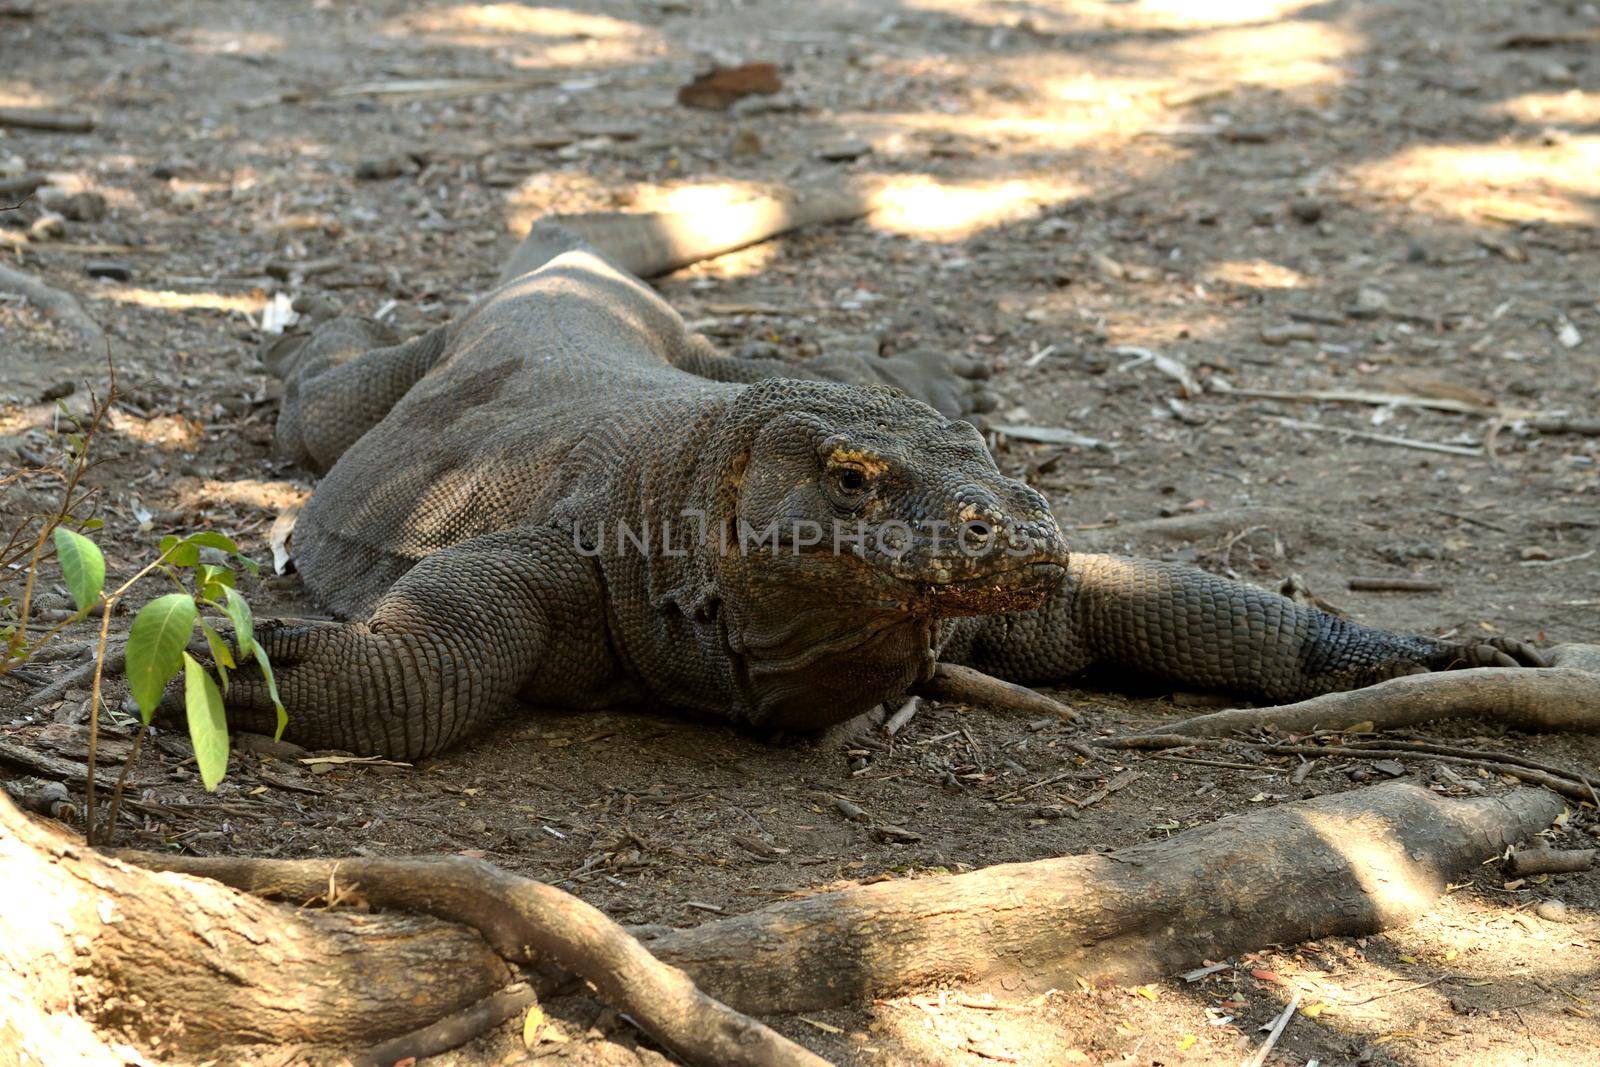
[642, 783, 1560, 1013]
[123, 850, 828, 1067]
[1505, 848, 1598, 877]
[0, 261, 105, 344]
[1150, 664, 1600, 739]
[4, 782, 1560, 1062]
[916, 661, 1078, 720]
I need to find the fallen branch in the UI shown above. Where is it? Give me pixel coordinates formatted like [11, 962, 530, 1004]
[124, 852, 826, 1067]
[644, 783, 1561, 1012]
[0, 262, 106, 344]
[1147, 665, 1600, 739]
[1260, 743, 1593, 802]
[1505, 848, 1598, 877]
[1266, 415, 1483, 457]
[0, 106, 95, 132]
[1347, 576, 1444, 593]
[914, 662, 1078, 721]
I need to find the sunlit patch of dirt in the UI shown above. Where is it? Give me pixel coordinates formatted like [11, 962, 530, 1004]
[381, 2, 662, 65]
[1353, 139, 1600, 226]
[1493, 90, 1600, 127]
[1202, 258, 1317, 291]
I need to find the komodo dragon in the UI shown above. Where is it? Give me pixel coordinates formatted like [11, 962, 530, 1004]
[217, 187, 1545, 759]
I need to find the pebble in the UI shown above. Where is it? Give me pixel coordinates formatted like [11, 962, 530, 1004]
[1535, 899, 1570, 923]
[1520, 545, 1552, 561]
[728, 127, 763, 158]
[1289, 197, 1324, 224]
[28, 211, 65, 240]
[1536, 60, 1576, 87]
[59, 190, 107, 222]
[1090, 250, 1125, 281]
[1348, 285, 1390, 319]
[1260, 322, 1318, 345]
[817, 138, 871, 162]
[84, 260, 131, 281]
[354, 155, 414, 180]
[1251, 205, 1278, 226]
[731, 91, 803, 116]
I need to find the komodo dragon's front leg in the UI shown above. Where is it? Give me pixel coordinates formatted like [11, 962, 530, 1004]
[942, 553, 1546, 703]
[218, 529, 615, 760]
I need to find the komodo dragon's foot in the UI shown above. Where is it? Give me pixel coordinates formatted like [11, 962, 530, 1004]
[872, 348, 998, 423]
[803, 346, 997, 423]
[1422, 635, 1549, 671]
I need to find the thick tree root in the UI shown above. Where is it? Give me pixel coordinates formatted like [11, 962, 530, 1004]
[4, 784, 1562, 1062]
[1151, 664, 1600, 739]
[1, 790, 512, 1057]
[124, 851, 828, 1067]
[642, 783, 1560, 1014]
[915, 661, 1078, 720]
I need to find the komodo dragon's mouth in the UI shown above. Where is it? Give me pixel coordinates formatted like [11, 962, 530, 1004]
[905, 559, 1067, 614]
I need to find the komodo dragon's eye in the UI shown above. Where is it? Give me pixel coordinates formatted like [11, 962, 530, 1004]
[835, 467, 867, 493]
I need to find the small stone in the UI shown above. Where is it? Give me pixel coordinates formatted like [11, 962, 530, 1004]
[59, 190, 107, 222]
[1260, 322, 1318, 345]
[817, 138, 871, 162]
[1536, 60, 1576, 87]
[38, 380, 74, 402]
[1251, 205, 1278, 226]
[354, 155, 413, 180]
[1348, 285, 1389, 319]
[1289, 197, 1324, 224]
[1089, 250, 1125, 281]
[1371, 759, 1406, 778]
[730, 91, 802, 116]
[84, 260, 131, 281]
[1535, 899, 1570, 923]
[1520, 545, 1552, 561]
[28, 211, 65, 240]
[728, 127, 763, 158]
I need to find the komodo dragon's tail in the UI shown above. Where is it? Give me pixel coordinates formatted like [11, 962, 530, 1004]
[497, 182, 883, 285]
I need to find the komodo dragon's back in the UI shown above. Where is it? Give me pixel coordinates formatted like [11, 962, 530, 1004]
[294, 248, 733, 618]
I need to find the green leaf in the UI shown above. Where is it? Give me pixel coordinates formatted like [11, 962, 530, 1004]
[76, 517, 104, 532]
[126, 593, 198, 721]
[222, 587, 255, 659]
[196, 563, 236, 603]
[183, 531, 240, 556]
[251, 641, 287, 741]
[159, 534, 200, 568]
[52, 527, 105, 614]
[182, 651, 230, 791]
[237, 554, 261, 577]
[199, 619, 235, 694]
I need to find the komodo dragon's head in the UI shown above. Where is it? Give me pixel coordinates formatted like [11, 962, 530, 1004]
[720, 381, 1068, 609]
[705, 381, 1068, 727]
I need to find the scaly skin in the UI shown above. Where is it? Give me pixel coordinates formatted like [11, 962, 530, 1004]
[212, 199, 1545, 758]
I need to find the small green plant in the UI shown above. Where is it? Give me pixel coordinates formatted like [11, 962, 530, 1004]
[2, 366, 286, 842]
[55, 527, 287, 792]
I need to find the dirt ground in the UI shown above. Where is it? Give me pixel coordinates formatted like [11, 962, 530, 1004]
[3, 1, 1599, 1064]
